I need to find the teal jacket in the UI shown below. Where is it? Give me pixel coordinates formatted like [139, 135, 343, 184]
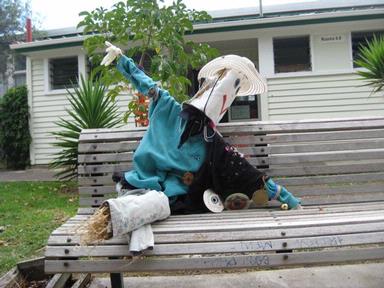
[117, 55, 206, 198]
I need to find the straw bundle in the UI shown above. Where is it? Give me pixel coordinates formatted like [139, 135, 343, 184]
[78, 204, 112, 245]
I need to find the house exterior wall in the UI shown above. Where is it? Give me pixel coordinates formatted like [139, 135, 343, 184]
[25, 17, 384, 165]
[27, 48, 134, 165]
[192, 18, 384, 121]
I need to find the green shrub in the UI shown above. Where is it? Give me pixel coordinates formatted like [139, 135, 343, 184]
[355, 35, 384, 93]
[50, 74, 122, 181]
[0, 85, 31, 169]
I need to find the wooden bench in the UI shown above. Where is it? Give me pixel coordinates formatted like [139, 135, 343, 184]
[45, 117, 384, 288]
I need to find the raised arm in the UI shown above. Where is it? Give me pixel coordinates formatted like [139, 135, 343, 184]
[101, 42, 158, 99]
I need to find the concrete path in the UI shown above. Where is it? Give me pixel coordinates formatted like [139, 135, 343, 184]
[0, 166, 57, 182]
[89, 262, 384, 288]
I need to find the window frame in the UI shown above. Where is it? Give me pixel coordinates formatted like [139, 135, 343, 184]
[227, 95, 261, 122]
[44, 55, 84, 95]
[273, 35, 313, 75]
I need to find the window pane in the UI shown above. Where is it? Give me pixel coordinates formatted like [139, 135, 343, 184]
[49, 57, 78, 90]
[14, 73, 26, 87]
[231, 95, 259, 120]
[14, 54, 26, 71]
[352, 30, 384, 68]
[274, 36, 311, 73]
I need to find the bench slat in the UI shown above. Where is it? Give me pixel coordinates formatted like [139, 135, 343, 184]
[45, 230, 384, 258]
[68, 207, 384, 223]
[47, 221, 384, 246]
[54, 213, 384, 234]
[77, 172, 384, 187]
[45, 247, 384, 273]
[78, 192, 384, 207]
[77, 181, 384, 196]
[78, 141, 139, 153]
[266, 163, 384, 177]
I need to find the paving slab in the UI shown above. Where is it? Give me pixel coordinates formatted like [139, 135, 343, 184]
[0, 166, 57, 182]
[89, 262, 384, 288]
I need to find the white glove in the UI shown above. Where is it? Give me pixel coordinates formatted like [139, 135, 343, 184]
[100, 41, 122, 66]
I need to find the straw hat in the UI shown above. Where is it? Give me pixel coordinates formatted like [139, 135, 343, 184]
[198, 55, 268, 96]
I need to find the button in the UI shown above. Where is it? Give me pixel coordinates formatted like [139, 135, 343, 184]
[182, 172, 194, 186]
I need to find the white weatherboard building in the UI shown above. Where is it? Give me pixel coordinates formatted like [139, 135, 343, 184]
[10, 0, 384, 165]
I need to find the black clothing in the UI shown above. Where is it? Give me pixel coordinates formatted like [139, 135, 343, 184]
[171, 133, 266, 214]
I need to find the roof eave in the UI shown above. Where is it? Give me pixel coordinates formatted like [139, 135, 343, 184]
[10, 8, 384, 53]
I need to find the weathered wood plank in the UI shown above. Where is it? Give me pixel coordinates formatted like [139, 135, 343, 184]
[78, 138, 384, 160]
[80, 117, 384, 135]
[291, 183, 384, 196]
[78, 141, 139, 153]
[45, 231, 384, 258]
[79, 130, 146, 142]
[276, 172, 384, 186]
[227, 129, 384, 145]
[78, 175, 113, 186]
[71, 274, 91, 288]
[78, 120, 384, 142]
[78, 152, 134, 164]
[45, 273, 71, 288]
[78, 164, 132, 174]
[266, 163, 384, 177]
[268, 150, 384, 165]
[71, 201, 384, 221]
[78, 191, 384, 207]
[77, 172, 384, 187]
[68, 206, 384, 223]
[48, 221, 384, 246]
[0, 267, 23, 288]
[44, 247, 384, 273]
[79, 186, 116, 195]
[64, 210, 384, 229]
[77, 161, 384, 177]
[53, 213, 384, 234]
[267, 140, 384, 155]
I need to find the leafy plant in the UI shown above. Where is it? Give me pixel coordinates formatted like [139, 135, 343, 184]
[50, 74, 122, 181]
[355, 35, 384, 94]
[78, 0, 219, 122]
[0, 85, 31, 169]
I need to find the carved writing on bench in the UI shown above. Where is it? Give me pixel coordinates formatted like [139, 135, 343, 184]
[202, 255, 270, 268]
[240, 241, 273, 251]
[295, 236, 343, 248]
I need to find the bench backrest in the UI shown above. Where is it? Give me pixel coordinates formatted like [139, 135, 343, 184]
[77, 117, 384, 209]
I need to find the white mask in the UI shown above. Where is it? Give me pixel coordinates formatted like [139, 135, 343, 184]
[185, 69, 243, 126]
[184, 55, 268, 126]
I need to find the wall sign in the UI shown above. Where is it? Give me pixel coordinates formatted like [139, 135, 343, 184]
[319, 35, 346, 43]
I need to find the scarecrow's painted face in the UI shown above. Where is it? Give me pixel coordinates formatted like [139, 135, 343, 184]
[185, 69, 245, 126]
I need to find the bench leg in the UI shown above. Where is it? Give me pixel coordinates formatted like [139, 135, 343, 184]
[110, 272, 124, 288]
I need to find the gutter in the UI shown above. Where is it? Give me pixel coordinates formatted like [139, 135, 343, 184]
[10, 8, 384, 53]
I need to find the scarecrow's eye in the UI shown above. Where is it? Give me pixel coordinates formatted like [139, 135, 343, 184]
[234, 78, 240, 88]
[199, 77, 206, 88]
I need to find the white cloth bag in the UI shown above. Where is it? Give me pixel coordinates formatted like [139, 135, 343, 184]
[105, 189, 170, 253]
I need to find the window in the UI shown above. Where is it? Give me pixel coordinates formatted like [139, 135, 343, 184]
[352, 30, 384, 68]
[219, 96, 260, 123]
[273, 36, 311, 73]
[14, 72, 26, 87]
[49, 56, 78, 90]
[14, 54, 26, 71]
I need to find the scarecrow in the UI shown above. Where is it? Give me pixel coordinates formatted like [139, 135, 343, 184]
[80, 42, 301, 251]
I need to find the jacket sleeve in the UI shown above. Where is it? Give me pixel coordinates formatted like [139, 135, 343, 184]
[116, 55, 158, 98]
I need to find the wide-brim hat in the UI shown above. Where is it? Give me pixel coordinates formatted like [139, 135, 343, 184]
[198, 55, 268, 96]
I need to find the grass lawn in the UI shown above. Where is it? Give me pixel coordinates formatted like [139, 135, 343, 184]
[0, 181, 78, 276]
